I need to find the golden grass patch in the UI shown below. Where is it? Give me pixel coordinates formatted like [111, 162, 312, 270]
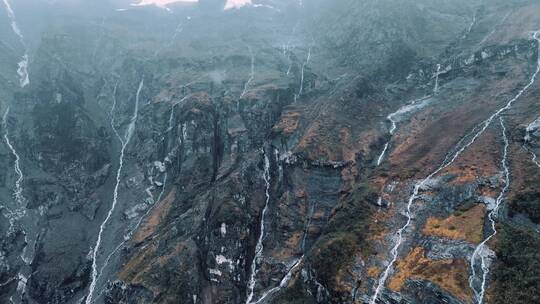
[388, 247, 471, 303]
[423, 204, 485, 244]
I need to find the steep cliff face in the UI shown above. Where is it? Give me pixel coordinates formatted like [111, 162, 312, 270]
[0, 0, 539, 304]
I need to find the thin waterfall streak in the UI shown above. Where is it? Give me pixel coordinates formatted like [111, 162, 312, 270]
[376, 95, 430, 167]
[86, 79, 143, 304]
[240, 47, 255, 99]
[3, 108, 24, 206]
[529, 149, 540, 168]
[434, 64, 441, 94]
[2, 0, 30, 87]
[371, 31, 540, 303]
[246, 150, 271, 304]
[251, 257, 303, 304]
[376, 143, 390, 167]
[469, 116, 510, 304]
[3, 106, 30, 304]
[297, 47, 311, 97]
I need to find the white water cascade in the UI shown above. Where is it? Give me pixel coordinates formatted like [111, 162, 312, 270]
[85, 79, 143, 304]
[240, 47, 255, 99]
[376, 65, 441, 167]
[2, 0, 29, 87]
[525, 117, 540, 168]
[433, 64, 441, 95]
[468, 116, 509, 304]
[3, 108, 24, 209]
[462, 12, 477, 40]
[376, 95, 431, 166]
[249, 257, 303, 304]
[3, 107, 31, 304]
[297, 47, 311, 97]
[93, 93, 193, 303]
[245, 150, 271, 304]
[370, 30, 540, 304]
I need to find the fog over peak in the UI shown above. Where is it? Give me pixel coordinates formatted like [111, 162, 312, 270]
[133, 0, 252, 9]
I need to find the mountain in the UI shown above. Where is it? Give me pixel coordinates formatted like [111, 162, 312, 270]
[0, 0, 539, 303]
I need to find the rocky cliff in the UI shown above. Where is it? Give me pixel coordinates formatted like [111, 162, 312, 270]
[0, 0, 539, 304]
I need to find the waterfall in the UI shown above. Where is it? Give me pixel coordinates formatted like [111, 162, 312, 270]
[468, 116, 510, 304]
[376, 95, 430, 166]
[240, 47, 255, 99]
[370, 30, 540, 304]
[245, 149, 271, 304]
[3, 107, 31, 304]
[2, 0, 30, 87]
[433, 64, 441, 94]
[85, 79, 143, 304]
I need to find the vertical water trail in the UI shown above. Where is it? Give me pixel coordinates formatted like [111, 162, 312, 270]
[376, 143, 390, 167]
[462, 12, 477, 40]
[370, 31, 540, 304]
[246, 150, 271, 304]
[297, 47, 311, 98]
[240, 47, 255, 99]
[468, 116, 509, 304]
[433, 64, 441, 95]
[524, 117, 540, 168]
[250, 257, 303, 304]
[2, 0, 29, 87]
[284, 23, 299, 76]
[153, 22, 183, 58]
[85, 79, 143, 304]
[527, 147, 540, 168]
[3, 107, 30, 304]
[375, 95, 430, 166]
[478, 12, 512, 48]
[94, 95, 192, 299]
[301, 201, 314, 251]
[3, 108, 24, 208]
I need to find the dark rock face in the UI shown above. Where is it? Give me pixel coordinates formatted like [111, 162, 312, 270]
[1, 0, 540, 304]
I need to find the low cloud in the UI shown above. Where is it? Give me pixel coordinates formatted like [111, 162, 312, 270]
[132, 0, 252, 9]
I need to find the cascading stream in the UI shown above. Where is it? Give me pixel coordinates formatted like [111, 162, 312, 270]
[240, 47, 255, 99]
[297, 47, 311, 97]
[2, 0, 29, 87]
[85, 78, 144, 304]
[462, 11, 477, 40]
[3, 107, 31, 304]
[3, 108, 24, 210]
[153, 21, 183, 58]
[433, 64, 441, 94]
[245, 149, 271, 304]
[249, 257, 303, 304]
[94, 93, 193, 301]
[283, 22, 298, 76]
[376, 65, 439, 167]
[370, 30, 540, 304]
[525, 117, 540, 168]
[375, 95, 431, 166]
[468, 116, 509, 304]
[248, 150, 304, 304]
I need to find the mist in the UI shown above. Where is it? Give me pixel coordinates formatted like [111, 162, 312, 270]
[0, 0, 539, 304]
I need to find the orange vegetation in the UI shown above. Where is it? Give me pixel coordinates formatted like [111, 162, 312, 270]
[388, 247, 471, 303]
[118, 243, 157, 285]
[367, 266, 381, 278]
[274, 110, 301, 134]
[133, 188, 176, 243]
[423, 204, 486, 244]
[442, 127, 500, 185]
